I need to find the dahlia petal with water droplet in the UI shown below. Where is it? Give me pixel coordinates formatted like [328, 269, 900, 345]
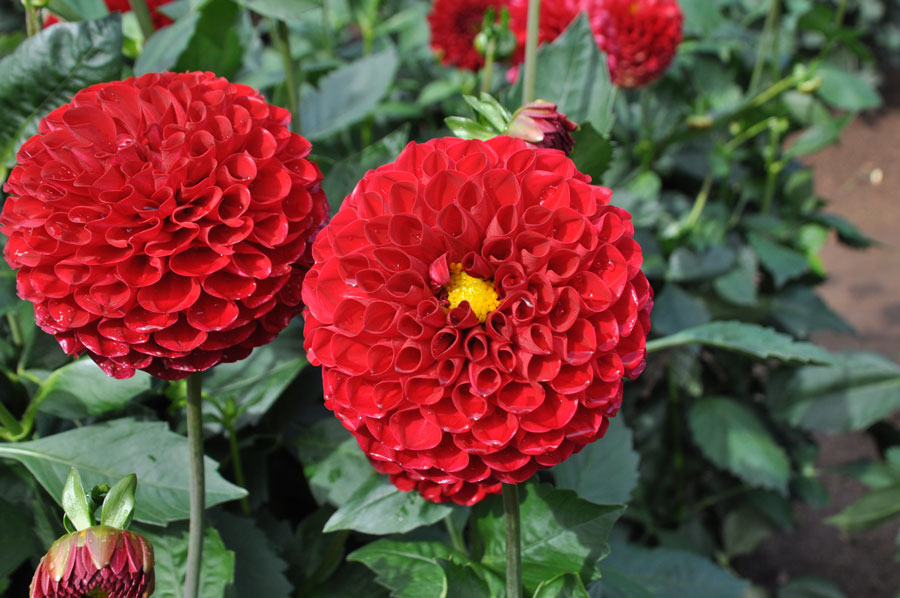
[302, 136, 652, 506]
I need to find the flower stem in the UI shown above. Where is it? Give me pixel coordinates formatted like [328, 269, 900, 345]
[748, 0, 780, 95]
[23, 0, 39, 37]
[184, 373, 205, 598]
[683, 169, 714, 231]
[227, 421, 251, 516]
[480, 37, 496, 95]
[503, 484, 523, 598]
[275, 19, 300, 133]
[444, 513, 467, 555]
[6, 312, 23, 346]
[0, 399, 23, 439]
[521, 0, 541, 104]
[128, 0, 155, 40]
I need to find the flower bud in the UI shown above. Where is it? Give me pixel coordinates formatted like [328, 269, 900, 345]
[506, 100, 578, 153]
[30, 526, 154, 598]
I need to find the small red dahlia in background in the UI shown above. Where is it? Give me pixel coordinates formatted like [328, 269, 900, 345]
[1, 71, 329, 380]
[45, 0, 175, 29]
[302, 136, 651, 505]
[428, 0, 504, 71]
[588, 0, 683, 88]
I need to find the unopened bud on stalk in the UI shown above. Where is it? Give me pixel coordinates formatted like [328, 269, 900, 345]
[506, 100, 578, 154]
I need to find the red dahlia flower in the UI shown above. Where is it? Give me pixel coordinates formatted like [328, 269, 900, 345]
[45, 0, 175, 29]
[30, 526, 154, 598]
[302, 136, 651, 505]
[0, 71, 329, 380]
[428, 0, 505, 71]
[588, 0, 683, 88]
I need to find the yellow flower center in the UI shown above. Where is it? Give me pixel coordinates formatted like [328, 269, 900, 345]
[446, 263, 500, 323]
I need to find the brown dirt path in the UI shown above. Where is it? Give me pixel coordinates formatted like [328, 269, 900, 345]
[738, 109, 900, 597]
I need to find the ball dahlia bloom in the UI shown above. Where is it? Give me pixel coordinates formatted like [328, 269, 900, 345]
[302, 136, 651, 505]
[0, 71, 328, 380]
[588, 0, 683, 88]
[428, 0, 505, 71]
[30, 526, 154, 598]
[45, 0, 175, 29]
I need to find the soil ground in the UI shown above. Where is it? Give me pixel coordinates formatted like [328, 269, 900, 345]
[736, 100, 900, 596]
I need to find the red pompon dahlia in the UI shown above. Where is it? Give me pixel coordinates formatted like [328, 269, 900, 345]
[588, 0, 683, 88]
[428, 0, 504, 71]
[30, 526, 154, 598]
[0, 71, 329, 380]
[45, 0, 175, 29]
[507, 0, 582, 66]
[302, 136, 652, 506]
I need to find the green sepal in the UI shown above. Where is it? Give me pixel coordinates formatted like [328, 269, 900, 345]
[100, 473, 137, 529]
[463, 93, 511, 133]
[444, 116, 496, 141]
[62, 468, 94, 531]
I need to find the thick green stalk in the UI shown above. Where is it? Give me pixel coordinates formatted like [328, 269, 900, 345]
[275, 20, 300, 133]
[521, 0, 540, 104]
[683, 169, 714, 231]
[503, 484, 523, 598]
[23, 0, 39, 37]
[0, 400, 23, 439]
[184, 373, 205, 598]
[444, 514, 467, 555]
[6, 313, 23, 346]
[128, 0, 155, 40]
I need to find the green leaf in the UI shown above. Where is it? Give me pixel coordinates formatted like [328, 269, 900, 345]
[534, 572, 590, 598]
[768, 351, 900, 432]
[210, 512, 293, 598]
[35, 357, 153, 419]
[138, 524, 235, 598]
[174, 0, 243, 79]
[816, 64, 881, 111]
[688, 397, 791, 493]
[596, 542, 748, 598]
[233, 0, 317, 22]
[99, 473, 136, 529]
[777, 577, 848, 598]
[0, 419, 247, 525]
[721, 505, 775, 558]
[814, 212, 875, 249]
[646, 321, 836, 365]
[509, 14, 615, 130]
[294, 418, 372, 507]
[441, 559, 494, 598]
[134, 12, 200, 75]
[551, 416, 639, 505]
[46, 0, 109, 21]
[463, 93, 511, 133]
[827, 486, 900, 533]
[444, 116, 495, 140]
[474, 483, 624, 592]
[712, 247, 758, 307]
[300, 46, 400, 140]
[0, 496, 38, 579]
[666, 246, 736, 282]
[202, 324, 307, 429]
[785, 114, 852, 158]
[570, 123, 614, 182]
[769, 286, 851, 339]
[748, 233, 809, 288]
[651, 284, 711, 337]
[0, 14, 124, 164]
[61, 467, 93, 531]
[348, 540, 455, 598]
[323, 475, 453, 535]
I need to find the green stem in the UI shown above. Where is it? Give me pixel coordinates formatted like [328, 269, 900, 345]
[227, 421, 251, 516]
[128, 0, 155, 40]
[184, 373, 205, 598]
[23, 0, 39, 37]
[761, 124, 782, 214]
[692, 485, 752, 514]
[667, 366, 685, 523]
[480, 37, 496, 95]
[0, 400, 23, 439]
[684, 169, 714, 231]
[6, 313, 23, 347]
[748, 0, 780, 95]
[444, 514, 467, 555]
[521, 0, 541, 104]
[503, 484, 522, 598]
[275, 20, 300, 133]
